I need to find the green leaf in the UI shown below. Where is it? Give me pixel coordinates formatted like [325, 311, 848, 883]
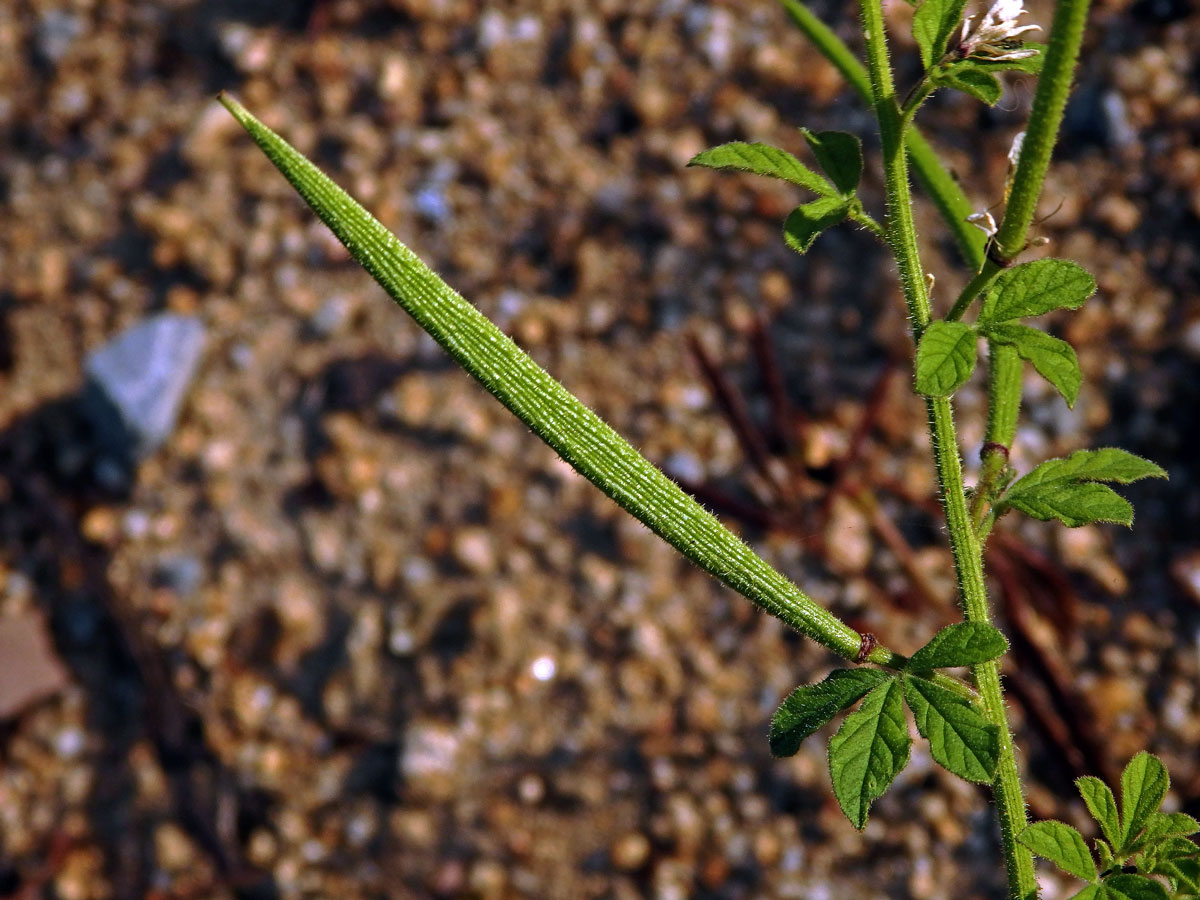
[1067, 886, 1105, 900]
[688, 142, 834, 196]
[1103, 873, 1170, 900]
[1171, 857, 1200, 887]
[914, 320, 978, 397]
[769, 668, 890, 757]
[1002, 448, 1168, 528]
[828, 679, 911, 829]
[783, 196, 850, 254]
[1024, 449, 1169, 486]
[906, 622, 1009, 671]
[912, 0, 969, 68]
[939, 65, 1004, 105]
[1078, 776, 1123, 849]
[1018, 820, 1099, 882]
[1144, 812, 1200, 842]
[985, 323, 1081, 407]
[1097, 839, 1116, 874]
[775, 0, 986, 267]
[1155, 837, 1200, 862]
[978, 258, 1097, 324]
[801, 129, 863, 195]
[217, 96, 872, 661]
[1150, 857, 1199, 895]
[902, 675, 999, 782]
[1006, 481, 1135, 528]
[1122, 753, 1171, 847]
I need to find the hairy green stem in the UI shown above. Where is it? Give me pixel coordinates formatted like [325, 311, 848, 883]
[771, 4, 1094, 891]
[976, 0, 1092, 546]
[971, 344, 1023, 532]
[858, 0, 930, 330]
[857, 3, 1036, 897]
[851, 207, 888, 240]
[946, 262, 999, 322]
[994, 0, 1093, 259]
[779, 0, 871, 96]
[900, 78, 936, 129]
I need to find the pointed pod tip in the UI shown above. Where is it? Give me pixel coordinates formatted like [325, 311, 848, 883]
[216, 91, 251, 127]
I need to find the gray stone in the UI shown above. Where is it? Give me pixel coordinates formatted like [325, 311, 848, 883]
[84, 314, 206, 459]
[413, 184, 450, 223]
[36, 10, 84, 65]
[153, 554, 205, 597]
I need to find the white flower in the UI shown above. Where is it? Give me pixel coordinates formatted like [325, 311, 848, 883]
[1007, 131, 1026, 169]
[958, 0, 1041, 61]
[967, 210, 998, 237]
[1004, 131, 1025, 201]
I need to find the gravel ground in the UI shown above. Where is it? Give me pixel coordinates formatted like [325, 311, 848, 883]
[1, 1, 1198, 898]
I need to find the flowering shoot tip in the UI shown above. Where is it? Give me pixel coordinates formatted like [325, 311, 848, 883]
[958, 0, 1041, 61]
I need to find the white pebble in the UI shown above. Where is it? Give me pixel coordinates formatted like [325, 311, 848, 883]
[530, 655, 556, 681]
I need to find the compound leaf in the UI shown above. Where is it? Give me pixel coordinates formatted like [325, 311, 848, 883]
[979, 258, 1097, 324]
[1018, 820, 1098, 883]
[986, 323, 1081, 407]
[906, 622, 1009, 671]
[829, 678, 911, 829]
[784, 196, 851, 254]
[903, 674, 999, 782]
[802, 129, 863, 195]
[915, 320, 977, 397]
[769, 668, 891, 758]
[1077, 776, 1122, 849]
[689, 142, 833, 196]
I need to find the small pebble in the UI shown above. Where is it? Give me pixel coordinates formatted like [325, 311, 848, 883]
[612, 832, 651, 871]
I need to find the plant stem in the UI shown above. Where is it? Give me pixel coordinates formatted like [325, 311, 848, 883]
[975, 0, 1092, 541]
[971, 344, 1023, 532]
[779, 0, 871, 97]
[857, 3, 1036, 897]
[851, 207, 888, 240]
[900, 76, 936, 128]
[946, 261, 999, 321]
[994, 0, 1093, 259]
[858, 0, 930, 330]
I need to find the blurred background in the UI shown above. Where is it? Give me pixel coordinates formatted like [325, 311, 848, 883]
[1, 0, 1198, 897]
